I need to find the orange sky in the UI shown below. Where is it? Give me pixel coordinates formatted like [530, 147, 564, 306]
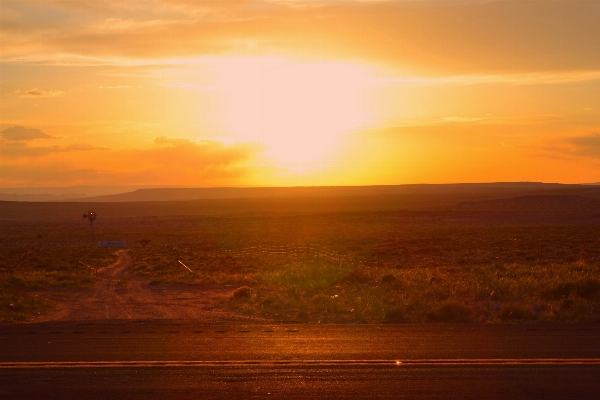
[1, 0, 600, 188]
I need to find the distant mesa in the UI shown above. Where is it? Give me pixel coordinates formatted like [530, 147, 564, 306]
[0, 193, 86, 202]
[2, 183, 600, 221]
[52, 182, 574, 202]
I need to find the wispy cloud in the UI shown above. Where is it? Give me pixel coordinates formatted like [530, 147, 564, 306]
[0, 126, 111, 158]
[380, 115, 495, 128]
[0, 126, 54, 141]
[0, 141, 111, 159]
[563, 133, 600, 158]
[383, 70, 600, 87]
[442, 117, 482, 123]
[2, 0, 600, 75]
[0, 136, 263, 186]
[12, 88, 64, 98]
[149, 136, 261, 169]
[97, 85, 133, 89]
[539, 133, 600, 160]
[64, 143, 111, 151]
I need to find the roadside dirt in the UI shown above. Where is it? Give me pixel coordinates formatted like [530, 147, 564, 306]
[34, 250, 261, 323]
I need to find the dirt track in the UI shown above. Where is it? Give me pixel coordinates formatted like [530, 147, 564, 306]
[36, 250, 256, 323]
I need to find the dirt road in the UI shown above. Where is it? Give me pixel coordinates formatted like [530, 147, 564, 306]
[37, 250, 255, 323]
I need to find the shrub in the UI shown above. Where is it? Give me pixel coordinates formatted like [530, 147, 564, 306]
[382, 307, 405, 323]
[427, 300, 472, 322]
[577, 279, 600, 300]
[500, 304, 534, 321]
[310, 293, 331, 313]
[561, 299, 575, 310]
[343, 269, 370, 284]
[544, 282, 576, 300]
[230, 286, 253, 301]
[557, 298, 592, 321]
[544, 280, 600, 300]
[0, 286, 51, 322]
[296, 309, 309, 322]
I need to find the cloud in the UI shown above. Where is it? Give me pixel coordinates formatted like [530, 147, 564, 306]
[0, 141, 111, 158]
[149, 136, 261, 169]
[0, 163, 118, 187]
[564, 133, 600, 157]
[97, 85, 132, 89]
[378, 115, 494, 128]
[2, 0, 600, 75]
[442, 117, 482, 123]
[0, 126, 53, 141]
[538, 133, 600, 160]
[0, 136, 263, 186]
[65, 143, 111, 151]
[385, 70, 600, 86]
[12, 88, 64, 98]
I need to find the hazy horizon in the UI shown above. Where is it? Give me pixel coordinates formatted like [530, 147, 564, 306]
[0, 181, 596, 198]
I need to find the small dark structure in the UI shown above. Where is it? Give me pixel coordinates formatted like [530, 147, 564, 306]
[83, 211, 98, 240]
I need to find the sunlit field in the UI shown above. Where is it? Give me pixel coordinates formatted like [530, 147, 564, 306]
[2, 192, 600, 323]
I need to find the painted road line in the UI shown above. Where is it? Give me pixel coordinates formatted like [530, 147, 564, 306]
[2, 359, 600, 369]
[397, 359, 600, 365]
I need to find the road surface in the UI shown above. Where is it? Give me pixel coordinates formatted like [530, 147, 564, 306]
[1, 322, 600, 399]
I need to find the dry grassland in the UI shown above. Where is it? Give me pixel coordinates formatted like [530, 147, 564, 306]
[2, 193, 600, 323]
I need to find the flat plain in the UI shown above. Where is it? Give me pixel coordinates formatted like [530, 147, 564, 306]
[2, 183, 600, 324]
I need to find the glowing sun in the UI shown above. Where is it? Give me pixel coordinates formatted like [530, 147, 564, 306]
[203, 56, 379, 167]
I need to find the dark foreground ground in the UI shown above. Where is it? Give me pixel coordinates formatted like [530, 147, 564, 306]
[1, 322, 600, 399]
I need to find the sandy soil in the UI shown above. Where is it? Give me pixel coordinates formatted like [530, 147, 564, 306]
[34, 250, 262, 323]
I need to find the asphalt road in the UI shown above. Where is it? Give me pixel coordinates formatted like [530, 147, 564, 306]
[1, 322, 600, 399]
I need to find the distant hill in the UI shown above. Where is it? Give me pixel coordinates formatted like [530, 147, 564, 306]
[454, 195, 600, 214]
[0, 192, 86, 202]
[0, 185, 164, 200]
[2, 183, 600, 220]
[69, 183, 577, 202]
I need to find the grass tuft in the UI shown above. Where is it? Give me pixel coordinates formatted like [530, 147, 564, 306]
[382, 307, 405, 323]
[544, 282, 576, 300]
[427, 300, 472, 322]
[500, 304, 535, 321]
[577, 279, 600, 300]
[230, 286, 253, 301]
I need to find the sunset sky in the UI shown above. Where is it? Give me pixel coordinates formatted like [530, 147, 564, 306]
[1, 0, 600, 189]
